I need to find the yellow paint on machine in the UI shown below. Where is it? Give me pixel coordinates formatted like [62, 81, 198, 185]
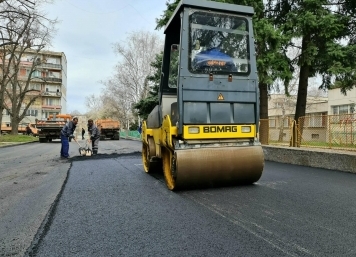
[183, 125, 256, 139]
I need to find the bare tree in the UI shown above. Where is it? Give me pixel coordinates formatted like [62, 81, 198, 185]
[102, 81, 135, 129]
[0, 0, 57, 134]
[84, 94, 105, 120]
[69, 110, 81, 116]
[100, 30, 162, 126]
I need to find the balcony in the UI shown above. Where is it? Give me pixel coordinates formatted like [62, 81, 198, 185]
[27, 90, 42, 96]
[41, 91, 62, 97]
[39, 63, 62, 70]
[42, 105, 61, 110]
[42, 77, 62, 83]
[32, 76, 62, 83]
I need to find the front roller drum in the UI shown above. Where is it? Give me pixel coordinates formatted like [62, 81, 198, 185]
[163, 146, 264, 190]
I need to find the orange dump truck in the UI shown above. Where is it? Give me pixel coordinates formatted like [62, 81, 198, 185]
[95, 119, 120, 140]
[1, 123, 38, 136]
[36, 114, 72, 143]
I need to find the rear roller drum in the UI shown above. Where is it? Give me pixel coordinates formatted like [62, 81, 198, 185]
[142, 137, 159, 173]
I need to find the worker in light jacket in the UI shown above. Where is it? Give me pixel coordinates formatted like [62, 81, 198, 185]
[60, 117, 78, 158]
[88, 119, 100, 155]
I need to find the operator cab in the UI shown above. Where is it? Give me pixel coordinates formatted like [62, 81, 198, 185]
[148, 0, 258, 137]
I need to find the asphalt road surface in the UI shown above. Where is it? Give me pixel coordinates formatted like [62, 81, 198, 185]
[0, 138, 139, 257]
[1, 139, 356, 256]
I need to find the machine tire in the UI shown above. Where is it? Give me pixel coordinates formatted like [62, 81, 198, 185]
[142, 143, 151, 173]
[39, 138, 46, 143]
[162, 147, 176, 190]
[142, 143, 160, 173]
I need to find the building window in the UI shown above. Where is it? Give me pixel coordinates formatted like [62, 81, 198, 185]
[30, 84, 41, 90]
[339, 105, 349, 114]
[311, 134, 319, 139]
[269, 118, 276, 128]
[46, 98, 60, 106]
[307, 112, 327, 128]
[330, 105, 353, 123]
[332, 106, 338, 115]
[283, 117, 289, 128]
[25, 110, 38, 116]
[331, 105, 354, 115]
[31, 70, 41, 78]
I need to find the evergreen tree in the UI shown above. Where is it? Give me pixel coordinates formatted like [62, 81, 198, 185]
[270, 0, 355, 127]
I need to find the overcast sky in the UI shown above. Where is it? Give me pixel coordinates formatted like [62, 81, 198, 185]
[44, 0, 167, 114]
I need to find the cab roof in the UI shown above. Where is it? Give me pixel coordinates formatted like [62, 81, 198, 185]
[164, 0, 254, 34]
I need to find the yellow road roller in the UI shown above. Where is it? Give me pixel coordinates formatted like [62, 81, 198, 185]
[142, 0, 264, 190]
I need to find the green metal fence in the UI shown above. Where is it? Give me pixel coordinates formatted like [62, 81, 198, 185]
[120, 130, 141, 140]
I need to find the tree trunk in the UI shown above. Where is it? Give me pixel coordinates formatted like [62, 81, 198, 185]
[0, 90, 4, 136]
[294, 35, 311, 147]
[0, 105, 3, 137]
[11, 116, 20, 135]
[295, 67, 309, 122]
[259, 81, 269, 144]
[0, 115, 3, 137]
[11, 100, 20, 135]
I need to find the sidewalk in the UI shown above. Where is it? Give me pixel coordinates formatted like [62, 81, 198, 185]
[263, 145, 356, 174]
[0, 141, 37, 148]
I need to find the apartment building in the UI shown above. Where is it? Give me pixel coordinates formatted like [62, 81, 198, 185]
[1, 50, 67, 126]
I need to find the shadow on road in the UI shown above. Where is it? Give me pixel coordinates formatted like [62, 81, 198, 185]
[60, 151, 142, 162]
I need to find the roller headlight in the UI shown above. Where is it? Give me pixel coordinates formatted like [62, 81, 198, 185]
[241, 126, 251, 133]
[188, 127, 200, 134]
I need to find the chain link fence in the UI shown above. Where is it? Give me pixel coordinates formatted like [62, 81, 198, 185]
[262, 114, 356, 151]
[260, 117, 293, 146]
[297, 114, 356, 150]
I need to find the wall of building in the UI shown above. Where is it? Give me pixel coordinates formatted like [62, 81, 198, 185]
[328, 88, 356, 115]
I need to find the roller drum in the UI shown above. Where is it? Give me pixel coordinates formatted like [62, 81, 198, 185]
[174, 146, 264, 189]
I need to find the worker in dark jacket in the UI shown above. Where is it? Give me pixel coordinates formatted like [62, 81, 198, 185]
[60, 117, 78, 158]
[88, 119, 100, 155]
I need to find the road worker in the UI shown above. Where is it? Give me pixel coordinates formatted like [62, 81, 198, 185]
[88, 119, 100, 155]
[60, 117, 78, 158]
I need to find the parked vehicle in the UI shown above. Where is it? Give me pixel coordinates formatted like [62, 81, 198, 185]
[95, 119, 120, 140]
[36, 114, 72, 143]
[1, 123, 37, 136]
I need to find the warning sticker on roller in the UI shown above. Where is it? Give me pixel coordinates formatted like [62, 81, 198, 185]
[218, 93, 224, 100]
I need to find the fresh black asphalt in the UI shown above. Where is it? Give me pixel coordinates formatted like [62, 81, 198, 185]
[27, 151, 356, 256]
